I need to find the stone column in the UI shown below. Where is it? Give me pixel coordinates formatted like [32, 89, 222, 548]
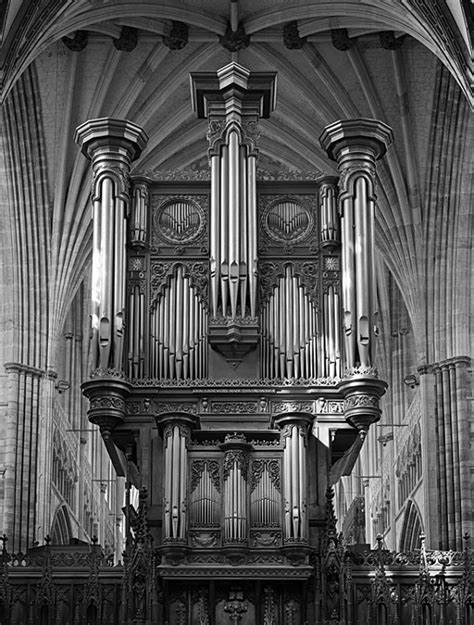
[419, 356, 472, 549]
[220, 433, 251, 549]
[75, 118, 148, 441]
[319, 119, 392, 435]
[190, 63, 276, 360]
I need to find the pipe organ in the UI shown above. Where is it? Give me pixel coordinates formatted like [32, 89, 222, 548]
[78, 67, 393, 625]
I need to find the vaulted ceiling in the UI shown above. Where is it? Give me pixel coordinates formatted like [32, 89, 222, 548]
[0, 1, 472, 369]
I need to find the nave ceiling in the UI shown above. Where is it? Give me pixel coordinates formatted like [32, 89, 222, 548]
[0, 1, 472, 370]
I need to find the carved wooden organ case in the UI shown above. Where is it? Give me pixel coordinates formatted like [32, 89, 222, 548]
[77, 63, 393, 624]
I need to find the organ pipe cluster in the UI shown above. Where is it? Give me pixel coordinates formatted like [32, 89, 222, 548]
[190, 461, 221, 527]
[319, 177, 340, 248]
[278, 419, 310, 541]
[261, 265, 319, 379]
[223, 449, 248, 543]
[75, 118, 148, 373]
[163, 423, 189, 541]
[209, 128, 258, 318]
[149, 266, 208, 379]
[191, 62, 277, 322]
[319, 119, 393, 371]
[250, 461, 280, 527]
[129, 176, 149, 246]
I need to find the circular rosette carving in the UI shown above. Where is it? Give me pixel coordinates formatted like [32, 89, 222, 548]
[261, 197, 313, 244]
[154, 197, 204, 244]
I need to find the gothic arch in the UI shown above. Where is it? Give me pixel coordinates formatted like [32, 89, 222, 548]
[399, 499, 424, 552]
[50, 504, 73, 545]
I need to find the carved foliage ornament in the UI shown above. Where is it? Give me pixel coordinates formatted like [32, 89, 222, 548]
[89, 396, 125, 410]
[259, 260, 319, 306]
[223, 450, 248, 481]
[272, 400, 314, 415]
[91, 164, 130, 203]
[344, 394, 379, 410]
[149, 261, 208, 307]
[249, 459, 280, 492]
[190, 460, 221, 493]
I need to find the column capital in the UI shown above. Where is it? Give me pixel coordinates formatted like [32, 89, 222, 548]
[74, 117, 148, 162]
[319, 118, 393, 162]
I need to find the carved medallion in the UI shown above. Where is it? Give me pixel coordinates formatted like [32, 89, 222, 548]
[153, 197, 204, 244]
[261, 197, 313, 244]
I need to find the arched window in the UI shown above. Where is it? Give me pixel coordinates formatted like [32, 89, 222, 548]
[399, 499, 424, 551]
[50, 504, 72, 545]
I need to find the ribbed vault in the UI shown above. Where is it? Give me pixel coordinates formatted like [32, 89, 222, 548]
[0, 0, 471, 371]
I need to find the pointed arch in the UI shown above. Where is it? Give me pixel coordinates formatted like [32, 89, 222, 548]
[50, 504, 73, 545]
[399, 499, 424, 552]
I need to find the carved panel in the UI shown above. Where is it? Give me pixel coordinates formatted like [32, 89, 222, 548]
[259, 260, 319, 307]
[258, 194, 318, 255]
[151, 194, 208, 255]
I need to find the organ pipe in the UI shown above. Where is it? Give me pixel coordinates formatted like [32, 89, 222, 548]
[75, 118, 148, 373]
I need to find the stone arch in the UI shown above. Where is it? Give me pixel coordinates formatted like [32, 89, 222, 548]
[399, 499, 424, 552]
[50, 504, 73, 545]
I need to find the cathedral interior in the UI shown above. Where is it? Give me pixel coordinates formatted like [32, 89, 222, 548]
[0, 1, 472, 623]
